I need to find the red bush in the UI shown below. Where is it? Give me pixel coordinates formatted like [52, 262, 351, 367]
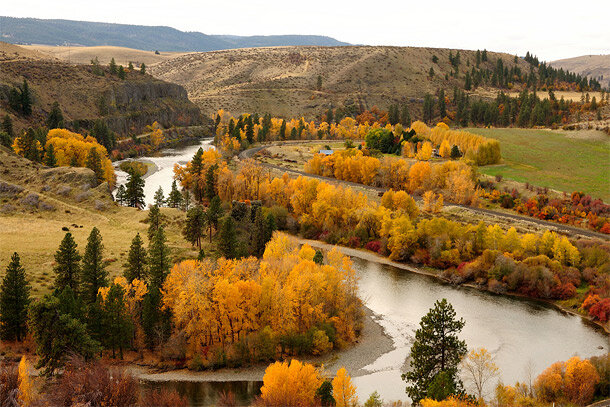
[365, 240, 381, 253]
[589, 298, 610, 322]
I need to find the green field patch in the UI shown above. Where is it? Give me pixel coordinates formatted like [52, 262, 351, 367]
[468, 128, 610, 201]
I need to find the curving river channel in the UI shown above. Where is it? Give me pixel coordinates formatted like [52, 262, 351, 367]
[119, 140, 608, 406]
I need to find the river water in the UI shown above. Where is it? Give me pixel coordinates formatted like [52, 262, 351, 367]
[114, 138, 215, 207]
[125, 141, 608, 405]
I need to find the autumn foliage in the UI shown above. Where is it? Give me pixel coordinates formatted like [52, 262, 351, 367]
[162, 233, 363, 363]
[259, 360, 323, 407]
[534, 356, 600, 405]
[305, 149, 480, 205]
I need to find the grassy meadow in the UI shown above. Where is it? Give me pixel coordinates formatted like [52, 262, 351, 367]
[466, 128, 610, 201]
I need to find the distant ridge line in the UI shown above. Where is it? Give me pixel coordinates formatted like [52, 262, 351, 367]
[0, 16, 350, 52]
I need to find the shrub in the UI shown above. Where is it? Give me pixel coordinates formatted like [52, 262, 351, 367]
[50, 358, 138, 407]
[365, 240, 381, 253]
[141, 389, 188, 407]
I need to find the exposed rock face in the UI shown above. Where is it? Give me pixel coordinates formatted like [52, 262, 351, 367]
[0, 54, 203, 136]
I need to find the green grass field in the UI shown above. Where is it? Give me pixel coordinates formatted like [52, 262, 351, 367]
[466, 128, 610, 201]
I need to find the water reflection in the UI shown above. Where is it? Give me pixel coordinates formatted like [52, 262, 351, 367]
[140, 380, 262, 407]
[352, 256, 608, 401]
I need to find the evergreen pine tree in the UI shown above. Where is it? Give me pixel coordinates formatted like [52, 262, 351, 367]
[20, 79, 32, 116]
[153, 186, 165, 207]
[450, 145, 461, 159]
[423, 94, 435, 123]
[123, 233, 148, 282]
[438, 89, 446, 119]
[85, 147, 104, 184]
[251, 208, 268, 256]
[29, 294, 98, 375]
[206, 196, 223, 242]
[313, 250, 324, 265]
[128, 61, 134, 70]
[115, 184, 127, 205]
[140, 63, 146, 74]
[91, 119, 115, 151]
[44, 143, 57, 167]
[46, 102, 64, 129]
[149, 227, 171, 289]
[183, 205, 206, 249]
[125, 170, 145, 208]
[2, 114, 14, 138]
[0, 253, 30, 341]
[218, 216, 237, 259]
[81, 227, 108, 305]
[279, 120, 287, 140]
[117, 65, 126, 80]
[147, 204, 162, 241]
[102, 283, 132, 359]
[109, 58, 118, 74]
[167, 180, 183, 208]
[54, 232, 81, 293]
[245, 115, 254, 144]
[402, 299, 467, 403]
[205, 164, 218, 201]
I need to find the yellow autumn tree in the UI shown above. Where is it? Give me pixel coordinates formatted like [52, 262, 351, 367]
[260, 360, 322, 407]
[147, 121, 164, 150]
[332, 367, 358, 407]
[439, 139, 452, 158]
[18, 356, 34, 406]
[45, 129, 115, 186]
[416, 141, 433, 161]
[460, 348, 499, 401]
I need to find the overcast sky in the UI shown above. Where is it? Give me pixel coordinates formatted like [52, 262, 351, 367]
[3, 0, 610, 61]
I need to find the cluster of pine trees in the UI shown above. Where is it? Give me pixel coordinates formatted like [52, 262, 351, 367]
[1, 215, 175, 375]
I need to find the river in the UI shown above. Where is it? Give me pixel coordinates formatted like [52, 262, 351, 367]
[114, 138, 215, 207]
[125, 141, 608, 406]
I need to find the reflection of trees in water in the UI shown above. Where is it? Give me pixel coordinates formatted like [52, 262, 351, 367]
[141, 380, 263, 407]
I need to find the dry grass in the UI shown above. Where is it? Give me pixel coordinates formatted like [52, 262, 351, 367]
[23, 44, 186, 66]
[0, 148, 201, 297]
[149, 45, 533, 118]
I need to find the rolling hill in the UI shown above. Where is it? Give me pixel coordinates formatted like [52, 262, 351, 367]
[550, 55, 610, 89]
[0, 42, 203, 136]
[149, 45, 533, 118]
[0, 16, 349, 52]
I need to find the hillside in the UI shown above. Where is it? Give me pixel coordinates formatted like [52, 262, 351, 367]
[0, 16, 349, 52]
[22, 44, 187, 66]
[0, 42, 202, 136]
[0, 145, 195, 297]
[149, 45, 533, 118]
[550, 55, 610, 88]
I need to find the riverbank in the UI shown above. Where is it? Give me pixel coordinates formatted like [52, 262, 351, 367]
[297, 237, 610, 335]
[129, 305, 395, 383]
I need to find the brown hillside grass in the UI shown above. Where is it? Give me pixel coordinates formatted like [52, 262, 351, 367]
[149, 45, 533, 118]
[23, 44, 186, 66]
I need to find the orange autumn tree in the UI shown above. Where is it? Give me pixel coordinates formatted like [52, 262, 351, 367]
[332, 367, 358, 407]
[534, 356, 599, 405]
[44, 129, 115, 186]
[162, 233, 363, 358]
[260, 360, 323, 407]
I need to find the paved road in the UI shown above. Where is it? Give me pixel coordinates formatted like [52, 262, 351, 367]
[239, 144, 610, 241]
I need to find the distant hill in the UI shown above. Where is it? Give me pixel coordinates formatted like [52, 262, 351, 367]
[0, 42, 202, 136]
[550, 55, 610, 88]
[149, 45, 534, 118]
[0, 16, 349, 51]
